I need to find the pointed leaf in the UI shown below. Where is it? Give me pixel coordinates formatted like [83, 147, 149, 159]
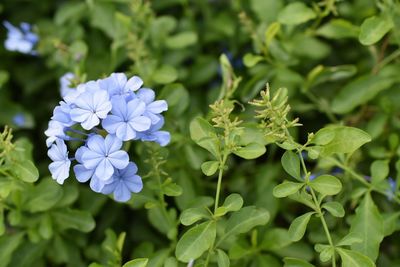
[281, 151, 301, 180]
[349, 193, 383, 261]
[288, 212, 315, 242]
[122, 258, 148, 267]
[278, 2, 316, 26]
[273, 181, 304, 198]
[370, 160, 389, 185]
[175, 221, 216, 263]
[337, 248, 375, 267]
[189, 117, 220, 158]
[217, 249, 230, 267]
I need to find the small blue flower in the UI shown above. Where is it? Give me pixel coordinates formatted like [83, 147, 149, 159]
[51, 101, 75, 127]
[386, 177, 397, 201]
[12, 113, 26, 127]
[135, 115, 170, 146]
[135, 88, 168, 124]
[3, 21, 38, 55]
[44, 120, 68, 147]
[98, 73, 143, 97]
[102, 96, 151, 141]
[81, 134, 129, 180]
[60, 72, 76, 98]
[48, 139, 71, 184]
[70, 86, 112, 130]
[101, 162, 143, 202]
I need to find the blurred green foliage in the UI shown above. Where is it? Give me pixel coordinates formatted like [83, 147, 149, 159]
[1, 0, 400, 266]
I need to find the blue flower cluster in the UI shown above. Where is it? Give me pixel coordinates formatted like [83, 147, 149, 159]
[46, 73, 170, 202]
[3, 21, 38, 55]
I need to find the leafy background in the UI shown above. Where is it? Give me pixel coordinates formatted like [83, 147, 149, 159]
[1, 0, 400, 266]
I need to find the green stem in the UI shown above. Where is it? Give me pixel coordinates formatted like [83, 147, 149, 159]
[373, 48, 400, 73]
[214, 152, 228, 213]
[330, 158, 400, 205]
[297, 150, 336, 267]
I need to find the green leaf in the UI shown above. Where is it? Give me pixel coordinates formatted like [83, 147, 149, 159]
[53, 209, 95, 233]
[243, 53, 264, 67]
[309, 175, 342, 196]
[281, 151, 301, 180]
[217, 249, 230, 267]
[25, 178, 63, 212]
[55, 2, 87, 25]
[260, 228, 292, 251]
[234, 142, 266, 159]
[322, 202, 345, 217]
[189, 117, 220, 159]
[283, 257, 315, 267]
[152, 65, 178, 84]
[166, 31, 198, 49]
[332, 74, 395, 114]
[224, 206, 269, 239]
[180, 207, 210, 226]
[337, 232, 363, 247]
[201, 161, 219, 176]
[370, 160, 389, 185]
[317, 19, 359, 39]
[175, 221, 216, 263]
[0, 233, 24, 267]
[359, 16, 393, 46]
[278, 2, 316, 26]
[313, 126, 371, 156]
[162, 182, 183, 197]
[273, 181, 304, 198]
[122, 258, 148, 267]
[382, 212, 400, 236]
[215, 193, 244, 216]
[12, 160, 39, 183]
[337, 248, 375, 267]
[349, 193, 384, 261]
[288, 212, 314, 242]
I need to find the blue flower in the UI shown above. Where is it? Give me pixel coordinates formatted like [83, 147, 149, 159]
[12, 113, 26, 127]
[44, 120, 68, 147]
[70, 86, 112, 130]
[60, 72, 76, 98]
[3, 21, 38, 55]
[101, 162, 143, 202]
[81, 134, 129, 180]
[135, 88, 168, 124]
[48, 139, 71, 184]
[98, 73, 143, 97]
[102, 96, 151, 141]
[51, 101, 75, 127]
[135, 115, 170, 146]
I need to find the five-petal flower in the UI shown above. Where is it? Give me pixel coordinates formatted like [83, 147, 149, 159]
[48, 139, 71, 184]
[101, 162, 143, 202]
[81, 134, 129, 180]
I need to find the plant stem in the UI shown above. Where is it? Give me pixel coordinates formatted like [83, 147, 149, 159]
[297, 149, 336, 267]
[214, 151, 228, 213]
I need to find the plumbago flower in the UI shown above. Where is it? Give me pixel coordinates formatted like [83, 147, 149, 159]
[3, 21, 38, 55]
[45, 73, 170, 202]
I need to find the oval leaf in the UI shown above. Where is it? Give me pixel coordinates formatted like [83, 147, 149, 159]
[201, 161, 219, 176]
[234, 142, 266, 159]
[180, 207, 210, 226]
[224, 206, 270, 238]
[273, 181, 304, 198]
[122, 258, 148, 267]
[278, 2, 316, 26]
[175, 221, 216, 263]
[322, 202, 345, 217]
[359, 16, 393, 46]
[309, 175, 342, 196]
